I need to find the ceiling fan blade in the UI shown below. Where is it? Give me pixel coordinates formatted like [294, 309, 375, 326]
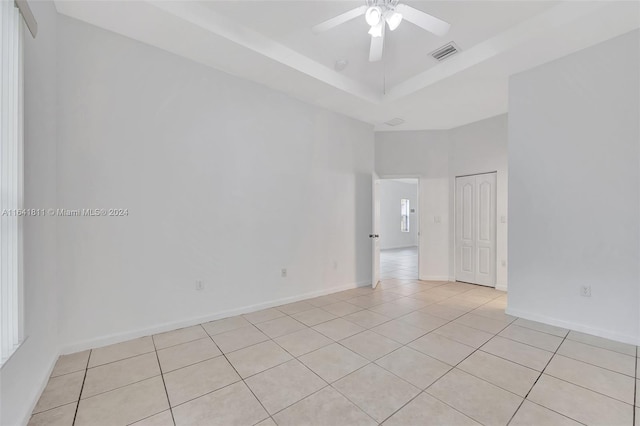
[395, 4, 450, 36]
[312, 6, 367, 34]
[369, 24, 385, 62]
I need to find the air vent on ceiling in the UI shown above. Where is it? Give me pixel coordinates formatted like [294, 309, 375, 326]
[431, 42, 460, 61]
[384, 118, 405, 127]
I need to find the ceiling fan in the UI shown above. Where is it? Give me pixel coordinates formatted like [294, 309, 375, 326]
[312, 0, 451, 62]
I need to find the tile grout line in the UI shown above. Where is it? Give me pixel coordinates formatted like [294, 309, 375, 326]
[541, 371, 637, 407]
[370, 287, 513, 424]
[401, 313, 524, 425]
[516, 399, 589, 426]
[83, 349, 156, 370]
[367, 304, 522, 426]
[27, 281, 494, 423]
[274, 305, 399, 422]
[80, 374, 165, 403]
[482, 332, 637, 377]
[156, 334, 272, 417]
[322, 363, 383, 424]
[376, 369, 463, 425]
[211, 333, 274, 423]
[48, 280, 624, 426]
[506, 330, 570, 425]
[305, 289, 511, 425]
[151, 336, 177, 426]
[87, 302, 612, 424]
[277, 305, 426, 425]
[552, 334, 636, 357]
[544, 344, 635, 376]
[71, 349, 92, 426]
[153, 328, 211, 351]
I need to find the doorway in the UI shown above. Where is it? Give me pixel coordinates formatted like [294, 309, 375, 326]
[377, 178, 419, 280]
[455, 172, 497, 287]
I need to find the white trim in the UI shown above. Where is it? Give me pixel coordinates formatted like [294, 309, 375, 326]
[20, 347, 60, 426]
[14, 0, 37, 38]
[495, 284, 508, 292]
[148, 1, 380, 104]
[61, 280, 370, 354]
[0, 1, 25, 367]
[505, 307, 638, 346]
[376, 175, 421, 282]
[419, 275, 450, 282]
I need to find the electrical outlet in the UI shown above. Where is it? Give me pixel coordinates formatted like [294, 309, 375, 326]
[281, 268, 287, 278]
[580, 285, 591, 297]
[195, 280, 204, 291]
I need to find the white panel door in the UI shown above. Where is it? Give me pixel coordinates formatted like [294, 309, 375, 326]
[455, 176, 476, 284]
[474, 173, 497, 286]
[455, 173, 496, 287]
[371, 172, 381, 288]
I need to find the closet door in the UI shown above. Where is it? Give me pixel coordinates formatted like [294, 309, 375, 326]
[474, 173, 496, 286]
[455, 175, 476, 284]
[455, 173, 496, 287]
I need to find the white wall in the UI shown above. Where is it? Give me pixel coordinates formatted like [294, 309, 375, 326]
[375, 115, 508, 285]
[55, 16, 374, 350]
[375, 131, 450, 281]
[508, 30, 639, 344]
[0, 2, 60, 425]
[379, 180, 418, 250]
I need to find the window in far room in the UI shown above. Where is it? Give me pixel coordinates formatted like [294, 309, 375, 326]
[400, 199, 410, 232]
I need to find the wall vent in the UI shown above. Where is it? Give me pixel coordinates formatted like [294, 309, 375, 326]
[384, 117, 405, 127]
[431, 42, 460, 61]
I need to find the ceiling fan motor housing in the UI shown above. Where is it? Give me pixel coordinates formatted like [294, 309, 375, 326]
[366, 0, 402, 31]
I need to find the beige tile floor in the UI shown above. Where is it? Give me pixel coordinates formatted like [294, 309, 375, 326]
[30, 280, 639, 426]
[380, 248, 418, 280]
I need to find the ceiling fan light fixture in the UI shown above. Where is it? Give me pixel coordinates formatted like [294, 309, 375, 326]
[365, 6, 382, 27]
[385, 10, 403, 31]
[368, 22, 383, 38]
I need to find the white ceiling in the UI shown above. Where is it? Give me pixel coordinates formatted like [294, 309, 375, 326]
[54, 1, 640, 130]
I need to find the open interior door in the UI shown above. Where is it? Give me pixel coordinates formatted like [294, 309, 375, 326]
[371, 172, 381, 288]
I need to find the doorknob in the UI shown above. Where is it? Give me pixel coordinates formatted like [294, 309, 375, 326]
[369, 234, 380, 238]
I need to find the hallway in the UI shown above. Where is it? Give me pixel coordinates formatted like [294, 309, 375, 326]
[380, 247, 418, 280]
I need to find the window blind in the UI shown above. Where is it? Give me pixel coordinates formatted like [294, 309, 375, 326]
[0, 0, 24, 366]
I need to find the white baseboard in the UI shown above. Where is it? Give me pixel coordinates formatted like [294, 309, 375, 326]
[505, 307, 639, 346]
[61, 280, 370, 354]
[20, 347, 60, 426]
[495, 284, 508, 292]
[419, 275, 450, 281]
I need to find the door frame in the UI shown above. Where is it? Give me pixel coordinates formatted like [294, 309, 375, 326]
[372, 172, 380, 288]
[374, 174, 421, 282]
[454, 171, 497, 287]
